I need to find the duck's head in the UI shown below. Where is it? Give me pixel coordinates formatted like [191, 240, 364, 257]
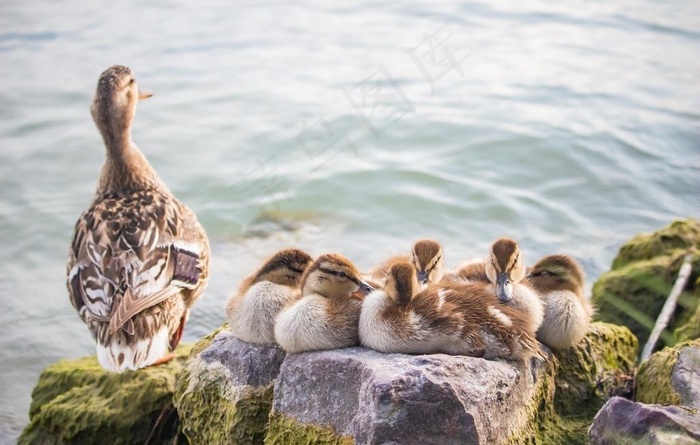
[301, 253, 374, 300]
[410, 239, 444, 290]
[254, 248, 313, 287]
[91, 65, 153, 143]
[527, 255, 585, 299]
[485, 238, 526, 303]
[385, 263, 420, 306]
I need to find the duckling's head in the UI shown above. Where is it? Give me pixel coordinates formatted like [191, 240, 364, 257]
[91, 65, 153, 143]
[385, 263, 420, 306]
[254, 249, 313, 287]
[301, 253, 374, 300]
[410, 239, 444, 289]
[485, 238, 526, 303]
[527, 255, 585, 299]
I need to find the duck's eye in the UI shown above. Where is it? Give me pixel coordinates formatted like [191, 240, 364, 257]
[129, 78, 135, 85]
[337, 271, 347, 278]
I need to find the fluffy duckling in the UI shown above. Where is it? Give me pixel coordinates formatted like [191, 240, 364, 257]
[484, 238, 544, 334]
[67, 65, 210, 373]
[226, 249, 313, 345]
[443, 258, 489, 284]
[359, 263, 543, 362]
[526, 255, 593, 350]
[367, 239, 444, 290]
[274, 253, 374, 353]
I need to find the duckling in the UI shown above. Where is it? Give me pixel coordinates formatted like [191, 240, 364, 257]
[484, 238, 544, 334]
[442, 258, 489, 284]
[367, 239, 444, 290]
[359, 263, 543, 362]
[226, 249, 313, 345]
[526, 255, 593, 350]
[67, 65, 210, 373]
[274, 253, 374, 353]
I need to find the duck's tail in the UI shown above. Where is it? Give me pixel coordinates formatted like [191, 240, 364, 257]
[96, 326, 170, 373]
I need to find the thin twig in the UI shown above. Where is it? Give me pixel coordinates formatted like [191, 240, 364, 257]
[641, 254, 693, 362]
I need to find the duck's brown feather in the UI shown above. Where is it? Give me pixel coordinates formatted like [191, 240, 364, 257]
[67, 188, 209, 346]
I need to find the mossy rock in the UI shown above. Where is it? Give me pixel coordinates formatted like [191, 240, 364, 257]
[264, 414, 354, 445]
[636, 338, 700, 407]
[592, 218, 700, 350]
[553, 322, 638, 419]
[513, 322, 638, 445]
[173, 327, 286, 444]
[19, 344, 192, 445]
[675, 277, 700, 343]
[612, 219, 700, 269]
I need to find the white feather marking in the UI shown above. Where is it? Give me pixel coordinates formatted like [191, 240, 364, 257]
[488, 306, 513, 327]
[437, 290, 446, 309]
[96, 326, 170, 373]
[68, 264, 83, 282]
[164, 241, 202, 255]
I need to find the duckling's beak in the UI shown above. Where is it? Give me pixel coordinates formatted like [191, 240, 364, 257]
[138, 89, 154, 100]
[496, 272, 513, 303]
[417, 270, 429, 285]
[352, 281, 375, 301]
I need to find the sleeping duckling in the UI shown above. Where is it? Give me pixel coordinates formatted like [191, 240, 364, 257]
[484, 238, 544, 334]
[367, 239, 444, 289]
[526, 255, 593, 350]
[226, 249, 313, 345]
[359, 263, 543, 362]
[274, 253, 374, 353]
[67, 66, 210, 373]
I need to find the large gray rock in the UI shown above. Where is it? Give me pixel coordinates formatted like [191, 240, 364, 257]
[673, 343, 700, 409]
[589, 397, 700, 445]
[265, 347, 549, 445]
[173, 328, 286, 444]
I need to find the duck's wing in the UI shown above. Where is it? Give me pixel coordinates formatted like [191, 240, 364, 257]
[67, 190, 209, 336]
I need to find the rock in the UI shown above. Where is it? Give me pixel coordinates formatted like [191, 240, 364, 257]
[636, 339, 700, 408]
[173, 325, 286, 444]
[588, 396, 700, 445]
[592, 218, 700, 349]
[554, 322, 637, 419]
[19, 344, 191, 445]
[266, 347, 552, 445]
[676, 277, 700, 343]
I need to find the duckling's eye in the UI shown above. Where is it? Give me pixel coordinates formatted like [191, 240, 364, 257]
[337, 271, 347, 278]
[129, 78, 135, 85]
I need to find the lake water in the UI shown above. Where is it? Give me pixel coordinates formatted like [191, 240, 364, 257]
[1, 0, 698, 442]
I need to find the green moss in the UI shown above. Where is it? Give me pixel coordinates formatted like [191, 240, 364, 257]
[508, 323, 638, 445]
[19, 344, 192, 445]
[635, 339, 700, 406]
[173, 329, 275, 444]
[554, 322, 638, 419]
[264, 414, 354, 445]
[611, 219, 700, 270]
[675, 278, 700, 343]
[592, 219, 700, 350]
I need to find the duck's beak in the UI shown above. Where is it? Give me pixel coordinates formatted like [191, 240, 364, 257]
[352, 281, 375, 301]
[417, 270, 429, 286]
[496, 272, 513, 303]
[138, 89, 154, 100]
